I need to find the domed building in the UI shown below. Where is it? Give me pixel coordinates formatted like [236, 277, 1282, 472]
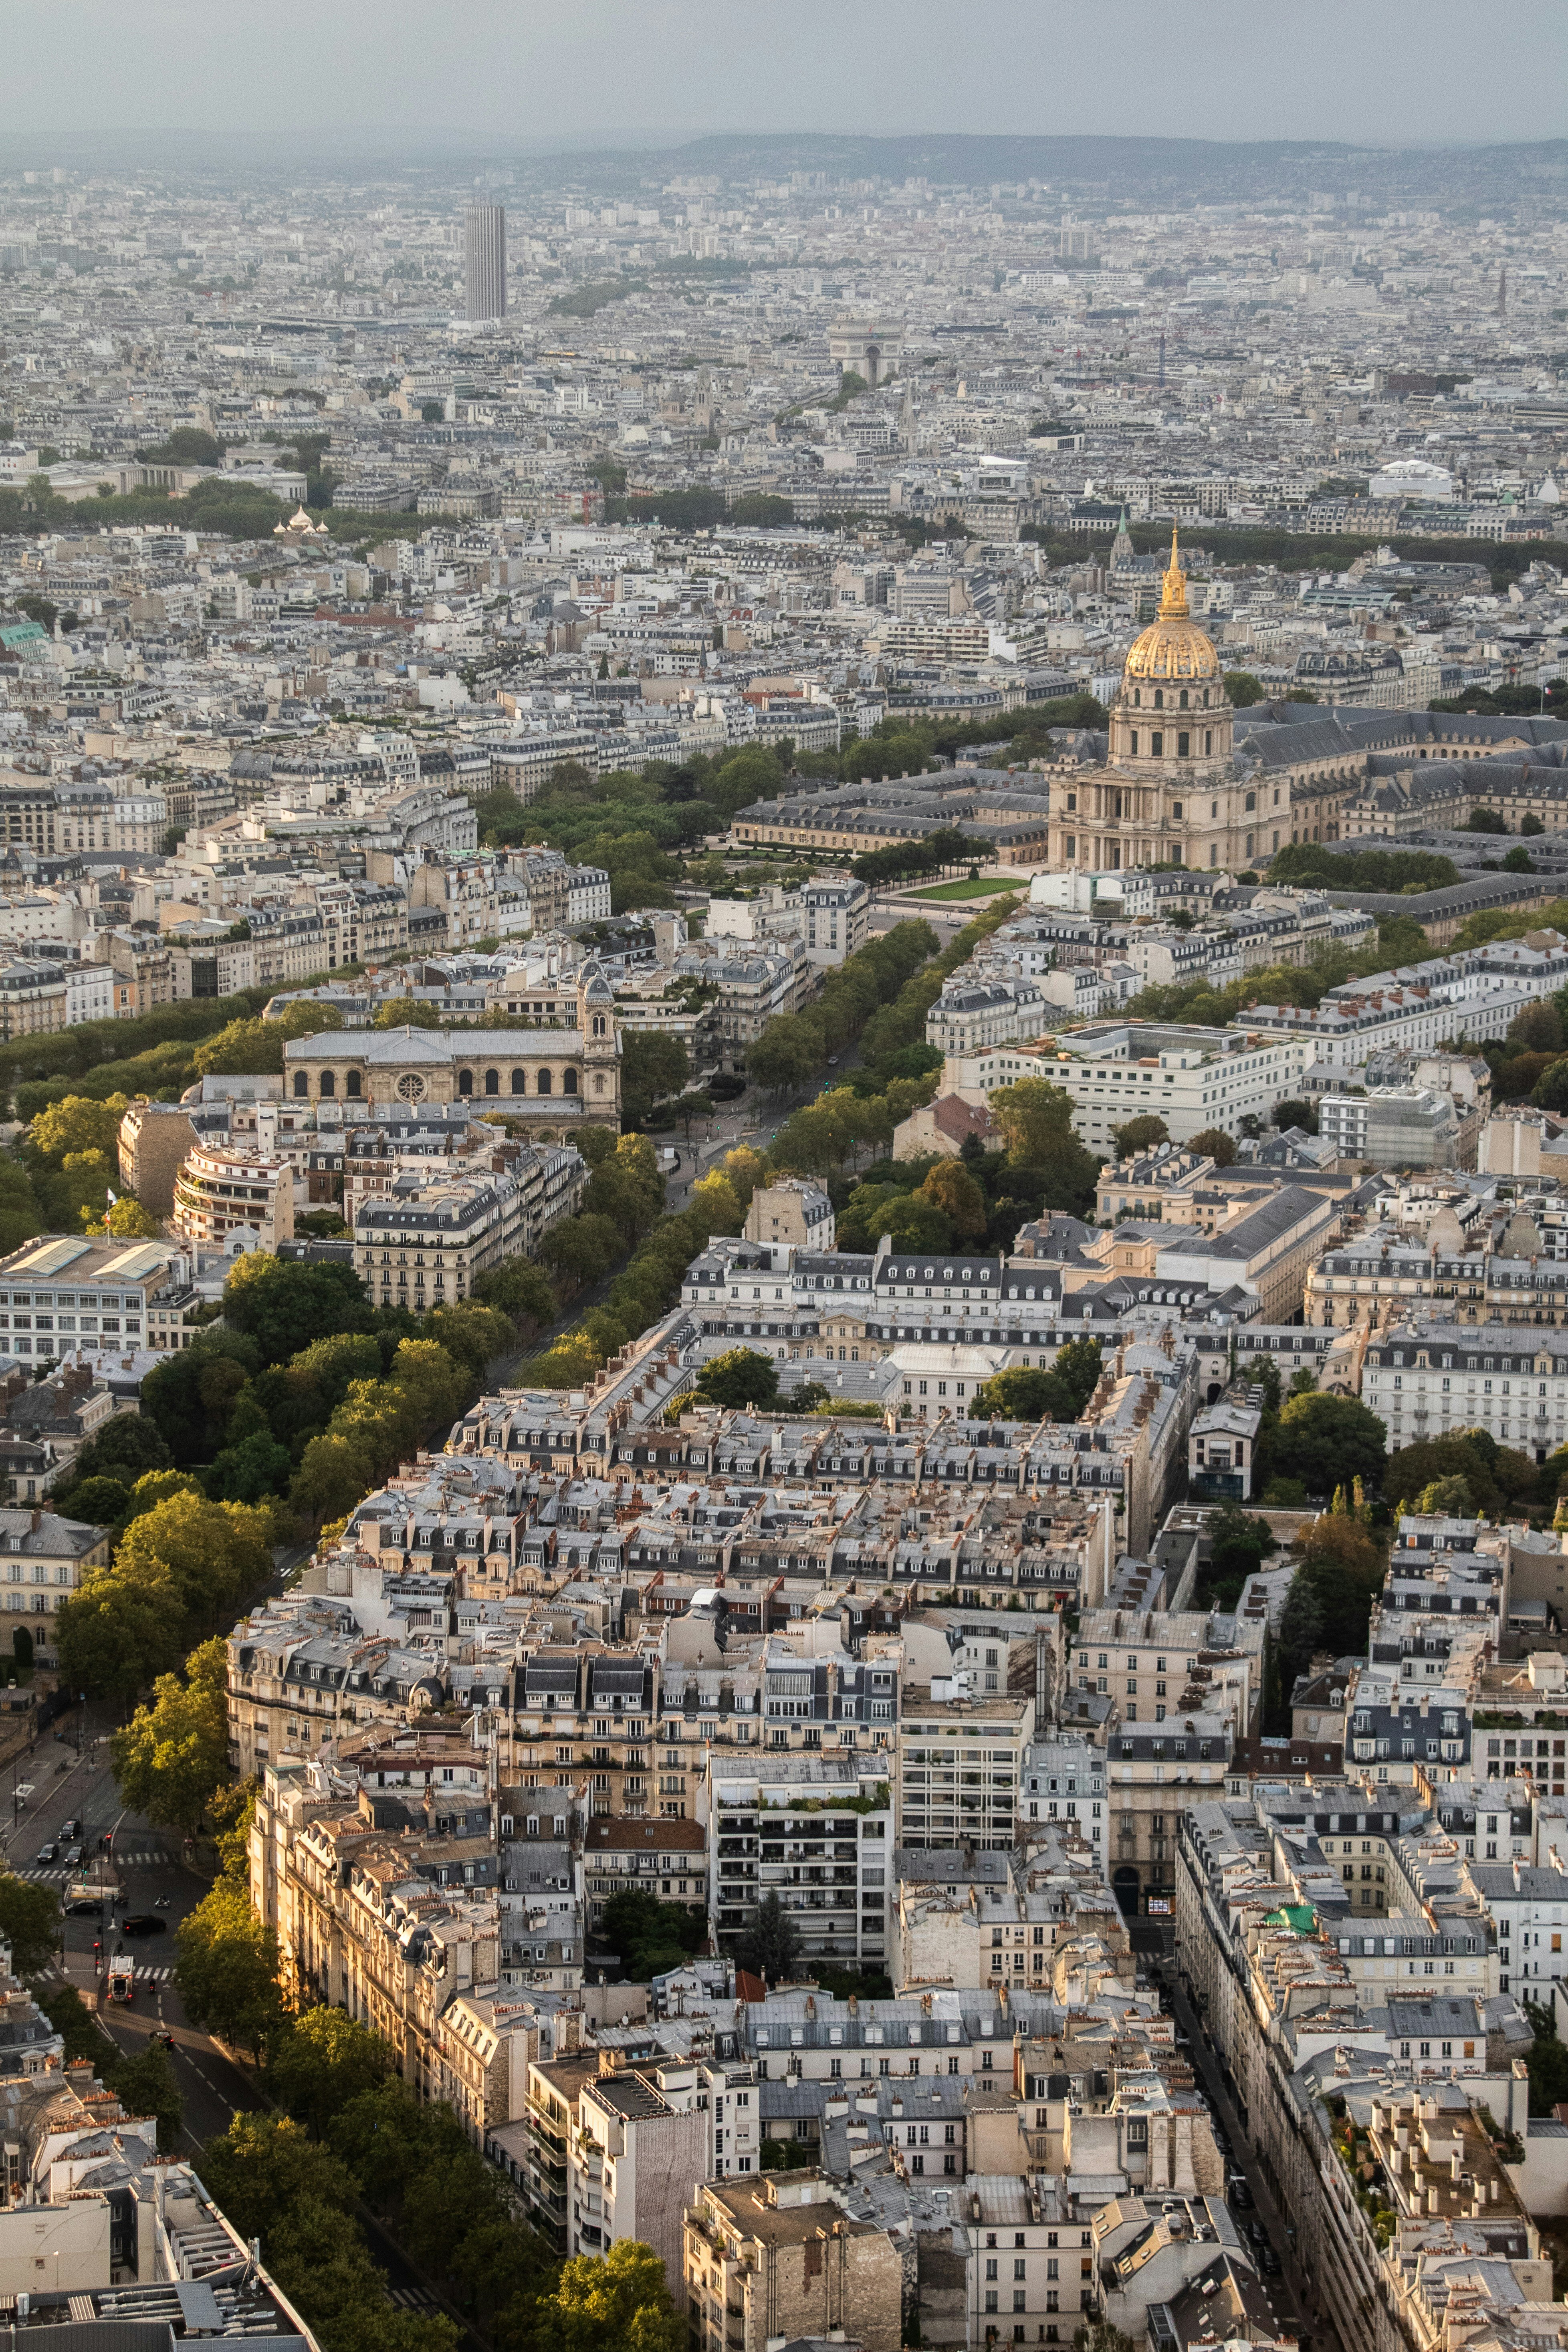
[1048, 533, 1278, 876]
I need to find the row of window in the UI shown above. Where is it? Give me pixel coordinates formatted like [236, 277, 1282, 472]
[295, 1065, 584, 1100]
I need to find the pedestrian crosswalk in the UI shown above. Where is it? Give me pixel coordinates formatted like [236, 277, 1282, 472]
[387, 2288, 439, 2312]
[15, 1853, 167, 1881]
[31, 1961, 171, 1985]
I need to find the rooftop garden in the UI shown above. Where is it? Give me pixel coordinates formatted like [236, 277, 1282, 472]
[1326, 2095, 1397, 2248]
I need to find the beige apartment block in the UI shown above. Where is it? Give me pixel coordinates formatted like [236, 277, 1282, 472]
[684, 2172, 903, 2352]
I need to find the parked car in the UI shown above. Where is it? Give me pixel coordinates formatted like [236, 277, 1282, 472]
[119, 1915, 166, 1938]
[1229, 2177, 1253, 2210]
[64, 1898, 100, 1917]
[1259, 2248, 1281, 2277]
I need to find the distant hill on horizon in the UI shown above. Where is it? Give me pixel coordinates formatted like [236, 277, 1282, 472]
[0, 125, 1564, 206]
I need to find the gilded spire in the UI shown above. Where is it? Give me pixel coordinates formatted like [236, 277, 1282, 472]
[1158, 526, 1188, 620]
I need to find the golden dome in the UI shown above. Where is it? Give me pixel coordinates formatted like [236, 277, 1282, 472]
[1122, 529, 1224, 685]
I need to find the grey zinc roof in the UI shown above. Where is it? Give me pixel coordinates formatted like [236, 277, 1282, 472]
[284, 1025, 587, 1062]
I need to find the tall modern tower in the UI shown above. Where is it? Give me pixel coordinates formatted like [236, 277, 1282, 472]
[464, 204, 507, 323]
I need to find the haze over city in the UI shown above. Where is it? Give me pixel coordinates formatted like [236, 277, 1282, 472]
[0, 19, 1567, 2352]
[12, 0, 1568, 146]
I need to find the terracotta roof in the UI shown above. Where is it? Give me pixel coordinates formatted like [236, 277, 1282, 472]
[931, 1095, 1000, 1143]
[584, 1815, 705, 1852]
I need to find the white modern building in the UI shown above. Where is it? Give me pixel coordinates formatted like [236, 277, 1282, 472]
[1038, 1022, 1311, 1150]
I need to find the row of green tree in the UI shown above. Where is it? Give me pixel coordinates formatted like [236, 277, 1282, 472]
[523, 1138, 761, 1390]
[745, 918, 942, 1095]
[44, 1248, 566, 1692]
[1054, 516, 1538, 598]
[1265, 841, 1461, 894]
[0, 979, 349, 1126]
[168, 1794, 682, 2352]
[0, 474, 465, 546]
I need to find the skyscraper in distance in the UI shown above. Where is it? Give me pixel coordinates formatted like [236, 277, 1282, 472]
[464, 204, 506, 323]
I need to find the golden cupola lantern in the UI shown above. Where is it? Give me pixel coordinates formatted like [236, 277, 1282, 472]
[1122, 528, 1224, 685]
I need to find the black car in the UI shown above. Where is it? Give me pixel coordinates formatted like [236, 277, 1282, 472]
[1259, 2248, 1281, 2277]
[1246, 2220, 1270, 2250]
[64, 1897, 101, 1916]
[34, 1844, 56, 1865]
[119, 1915, 167, 1938]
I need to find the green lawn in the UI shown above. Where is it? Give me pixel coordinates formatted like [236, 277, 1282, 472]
[907, 875, 1020, 901]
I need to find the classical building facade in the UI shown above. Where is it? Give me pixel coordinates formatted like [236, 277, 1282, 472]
[1047, 534, 1369, 873]
[283, 966, 622, 1126]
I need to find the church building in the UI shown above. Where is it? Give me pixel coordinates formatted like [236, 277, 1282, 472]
[1047, 533, 1361, 876]
[282, 966, 622, 1126]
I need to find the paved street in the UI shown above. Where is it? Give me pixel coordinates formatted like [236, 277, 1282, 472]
[3, 1708, 260, 2147]
[1163, 1960, 1343, 2352]
[8, 1704, 470, 2332]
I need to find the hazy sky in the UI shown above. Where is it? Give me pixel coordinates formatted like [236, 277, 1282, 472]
[14, 0, 1568, 149]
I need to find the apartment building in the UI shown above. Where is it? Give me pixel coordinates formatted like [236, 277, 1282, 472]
[582, 1814, 707, 1933]
[0, 1503, 111, 1670]
[172, 1139, 295, 1257]
[1306, 1220, 1568, 1330]
[1363, 1322, 1568, 1463]
[674, 939, 812, 1074]
[897, 1684, 1035, 1854]
[1150, 1182, 1342, 1322]
[353, 1163, 521, 1309]
[571, 2065, 707, 2278]
[802, 874, 870, 966]
[0, 1231, 185, 1359]
[493, 1645, 658, 1823]
[927, 974, 1049, 1057]
[1317, 1086, 1460, 1169]
[708, 1753, 894, 1970]
[0, 959, 67, 1038]
[684, 2172, 903, 2352]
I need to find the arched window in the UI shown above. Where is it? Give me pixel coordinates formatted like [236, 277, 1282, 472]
[1154, 688, 1164, 709]
[537, 1068, 553, 1095]
[563, 1068, 578, 1095]
[1245, 791, 1256, 812]
[484, 1069, 499, 1096]
[293, 1072, 309, 1099]
[591, 1014, 606, 1038]
[1179, 689, 1188, 709]
[1134, 688, 1141, 706]
[319, 1070, 337, 1099]
[1129, 731, 1138, 757]
[457, 1069, 474, 1097]
[510, 1069, 526, 1095]
[345, 1069, 362, 1099]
